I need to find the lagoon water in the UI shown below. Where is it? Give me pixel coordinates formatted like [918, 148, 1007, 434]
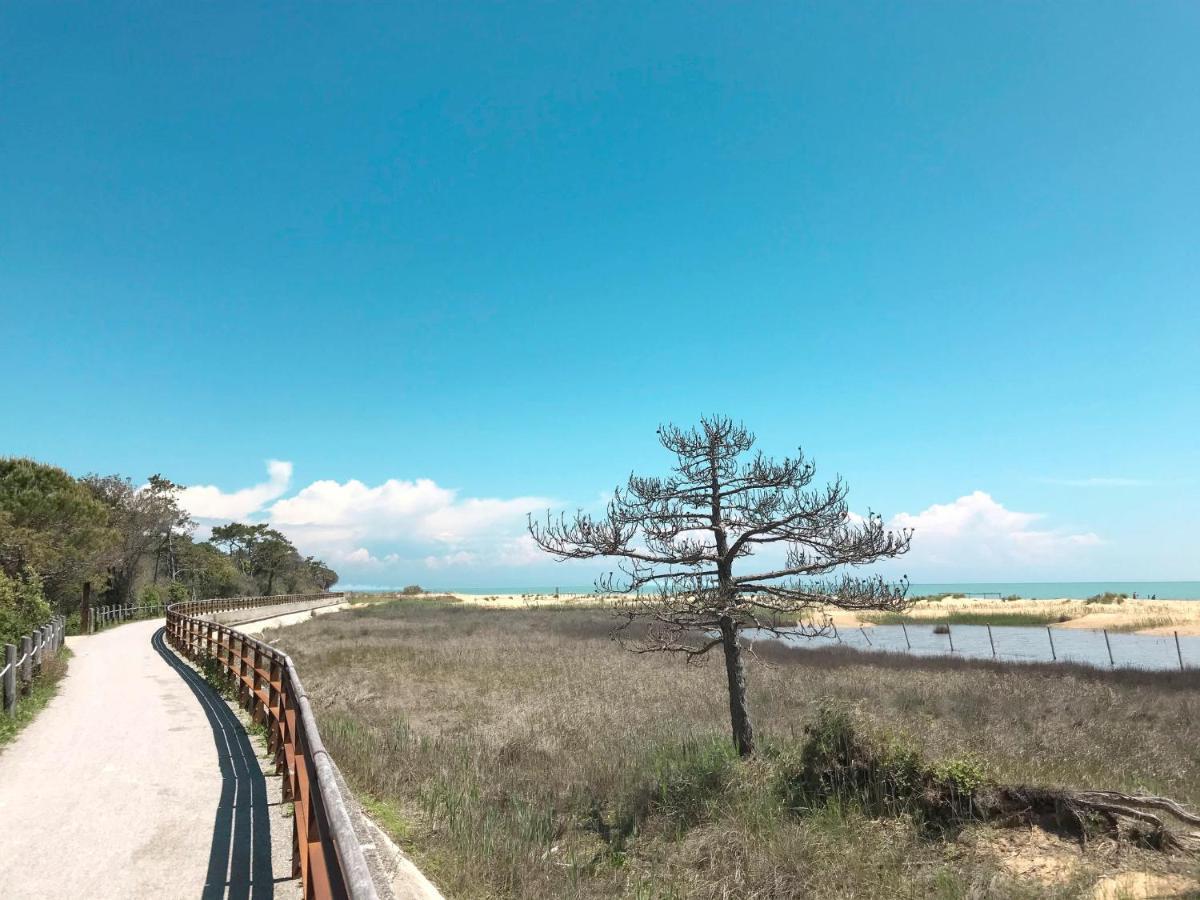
[747, 623, 1199, 672]
[440, 581, 1200, 600]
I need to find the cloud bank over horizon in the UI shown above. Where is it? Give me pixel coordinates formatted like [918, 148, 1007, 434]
[177, 462, 1105, 588]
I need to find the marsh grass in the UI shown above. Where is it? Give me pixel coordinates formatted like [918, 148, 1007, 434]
[862, 611, 1073, 627]
[267, 601, 1200, 899]
[1105, 615, 1181, 633]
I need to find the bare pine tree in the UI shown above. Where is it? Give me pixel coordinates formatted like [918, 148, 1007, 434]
[529, 416, 913, 757]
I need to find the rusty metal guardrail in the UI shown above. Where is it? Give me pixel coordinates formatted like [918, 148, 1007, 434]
[2, 615, 67, 716]
[166, 592, 380, 900]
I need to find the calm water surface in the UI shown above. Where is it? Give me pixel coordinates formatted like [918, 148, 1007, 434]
[747, 624, 1199, 672]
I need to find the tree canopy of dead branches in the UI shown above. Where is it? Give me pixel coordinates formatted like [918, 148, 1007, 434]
[530, 415, 913, 755]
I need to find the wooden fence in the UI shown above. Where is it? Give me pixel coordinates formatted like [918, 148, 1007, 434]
[166, 592, 378, 900]
[88, 603, 166, 633]
[2, 615, 67, 716]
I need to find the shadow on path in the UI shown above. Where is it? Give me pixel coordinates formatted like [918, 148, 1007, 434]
[152, 627, 278, 900]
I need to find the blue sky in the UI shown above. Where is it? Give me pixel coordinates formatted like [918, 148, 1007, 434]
[2, 3, 1197, 587]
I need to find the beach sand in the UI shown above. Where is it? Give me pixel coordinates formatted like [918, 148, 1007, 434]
[823, 596, 1200, 636]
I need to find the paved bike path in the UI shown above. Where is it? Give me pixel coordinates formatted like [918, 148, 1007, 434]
[0, 619, 296, 899]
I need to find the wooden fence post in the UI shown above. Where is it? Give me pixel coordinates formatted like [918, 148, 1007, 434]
[1177, 631, 1186, 672]
[1103, 629, 1114, 667]
[3, 644, 15, 715]
[1047, 626, 1056, 661]
[987, 624, 996, 658]
[253, 645, 265, 723]
[20, 635, 32, 692]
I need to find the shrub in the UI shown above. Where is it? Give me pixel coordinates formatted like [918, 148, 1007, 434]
[166, 582, 189, 604]
[780, 706, 983, 829]
[0, 569, 51, 646]
[1086, 591, 1127, 605]
[140, 585, 162, 607]
[199, 654, 237, 700]
[401, 584, 425, 595]
[932, 624, 950, 635]
[648, 736, 737, 830]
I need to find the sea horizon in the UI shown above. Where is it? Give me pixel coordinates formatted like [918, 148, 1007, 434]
[341, 580, 1200, 600]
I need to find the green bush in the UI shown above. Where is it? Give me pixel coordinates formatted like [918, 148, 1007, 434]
[166, 582, 189, 604]
[199, 654, 237, 700]
[778, 705, 984, 828]
[0, 569, 51, 646]
[1086, 591, 1127, 605]
[401, 584, 425, 595]
[648, 736, 737, 830]
[140, 584, 162, 607]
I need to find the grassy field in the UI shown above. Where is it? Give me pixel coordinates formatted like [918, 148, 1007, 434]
[267, 600, 1200, 899]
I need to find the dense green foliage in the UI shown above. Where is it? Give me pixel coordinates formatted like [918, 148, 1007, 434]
[0, 569, 52, 646]
[0, 459, 114, 608]
[0, 456, 338, 624]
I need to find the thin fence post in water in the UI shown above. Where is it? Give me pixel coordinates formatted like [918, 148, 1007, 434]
[1047, 626, 1057, 661]
[947, 624, 955, 653]
[1176, 631, 1185, 672]
[987, 624, 996, 658]
[1103, 629, 1114, 667]
[901, 622, 911, 650]
[859, 626, 872, 646]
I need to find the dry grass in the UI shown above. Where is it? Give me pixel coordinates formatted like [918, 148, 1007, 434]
[266, 601, 1200, 899]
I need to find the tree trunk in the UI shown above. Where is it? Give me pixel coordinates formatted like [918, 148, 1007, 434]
[719, 616, 755, 757]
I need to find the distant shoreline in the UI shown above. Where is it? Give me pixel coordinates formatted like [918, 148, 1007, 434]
[347, 590, 1200, 636]
[346, 581, 1200, 601]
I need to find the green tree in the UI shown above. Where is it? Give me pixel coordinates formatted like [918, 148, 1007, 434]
[530, 416, 911, 757]
[82, 473, 192, 606]
[251, 529, 295, 595]
[0, 458, 116, 611]
[0, 569, 52, 646]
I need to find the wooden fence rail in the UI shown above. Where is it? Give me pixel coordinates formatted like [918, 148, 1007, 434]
[88, 603, 167, 633]
[166, 592, 378, 900]
[2, 615, 67, 717]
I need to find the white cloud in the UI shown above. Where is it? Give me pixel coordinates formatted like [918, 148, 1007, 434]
[178, 460, 293, 520]
[887, 491, 1102, 576]
[175, 463, 1110, 587]
[176, 463, 557, 585]
[266, 472, 555, 582]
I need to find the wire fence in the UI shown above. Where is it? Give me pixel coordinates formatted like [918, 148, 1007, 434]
[802, 621, 1198, 672]
[2, 615, 67, 717]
